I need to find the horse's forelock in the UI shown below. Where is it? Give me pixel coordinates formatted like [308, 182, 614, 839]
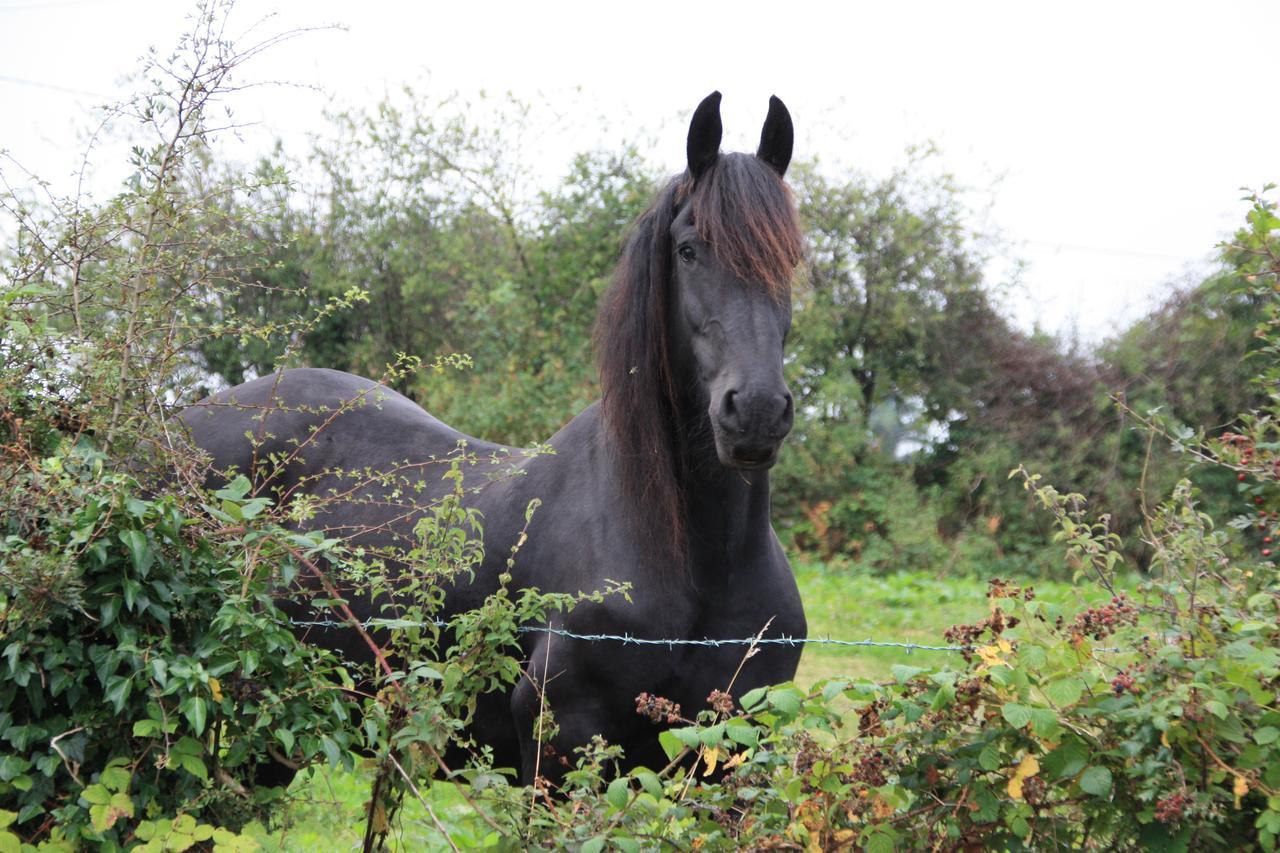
[687, 152, 804, 297]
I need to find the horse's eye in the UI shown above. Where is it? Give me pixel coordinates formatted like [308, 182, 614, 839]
[678, 245, 697, 263]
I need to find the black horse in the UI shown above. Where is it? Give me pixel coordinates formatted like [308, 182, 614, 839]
[180, 91, 808, 785]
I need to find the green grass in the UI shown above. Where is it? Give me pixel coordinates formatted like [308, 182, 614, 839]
[791, 561, 1130, 685]
[253, 563, 1134, 847]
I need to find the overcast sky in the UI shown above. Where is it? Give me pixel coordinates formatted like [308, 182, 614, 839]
[3, 0, 1277, 341]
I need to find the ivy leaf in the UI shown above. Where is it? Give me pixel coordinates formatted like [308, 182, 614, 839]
[180, 695, 207, 736]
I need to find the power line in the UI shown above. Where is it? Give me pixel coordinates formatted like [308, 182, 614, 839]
[0, 73, 108, 99]
[0, 0, 121, 12]
[1020, 238, 1204, 264]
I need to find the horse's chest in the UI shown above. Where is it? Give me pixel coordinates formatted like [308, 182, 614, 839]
[660, 574, 805, 712]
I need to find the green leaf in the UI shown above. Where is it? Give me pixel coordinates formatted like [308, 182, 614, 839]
[658, 730, 682, 761]
[697, 723, 726, 747]
[1043, 737, 1089, 780]
[633, 770, 662, 798]
[119, 529, 154, 577]
[81, 783, 111, 806]
[725, 718, 760, 747]
[606, 777, 629, 809]
[133, 719, 161, 737]
[105, 675, 132, 712]
[180, 695, 207, 735]
[671, 727, 702, 750]
[1079, 766, 1113, 797]
[767, 687, 802, 718]
[1030, 708, 1063, 740]
[891, 664, 927, 682]
[100, 764, 131, 792]
[321, 736, 343, 767]
[865, 829, 897, 853]
[1256, 726, 1279, 745]
[1044, 678, 1084, 707]
[978, 744, 1002, 772]
[276, 727, 296, 755]
[580, 837, 605, 853]
[1001, 702, 1032, 729]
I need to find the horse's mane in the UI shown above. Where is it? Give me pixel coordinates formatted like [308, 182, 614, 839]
[594, 152, 804, 575]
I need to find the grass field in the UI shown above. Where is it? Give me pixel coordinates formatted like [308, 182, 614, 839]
[248, 562, 1128, 848]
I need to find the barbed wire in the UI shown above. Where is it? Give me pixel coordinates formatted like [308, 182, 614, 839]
[289, 618, 965, 653]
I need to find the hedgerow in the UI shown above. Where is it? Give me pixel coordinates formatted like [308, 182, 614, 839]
[3, 1, 1280, 848]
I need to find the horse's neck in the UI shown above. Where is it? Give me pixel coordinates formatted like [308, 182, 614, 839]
[680, 461, 773, 568]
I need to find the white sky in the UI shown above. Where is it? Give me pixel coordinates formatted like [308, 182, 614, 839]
[2, 0, 1277, 341]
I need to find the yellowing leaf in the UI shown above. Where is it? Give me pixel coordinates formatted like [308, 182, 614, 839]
[370, 799, 389, 833]
[702, 746, 721, 776]
[208, 677, 223, 702]
[1007, 753, 1040, 801]
[976, 645, 1007, 669]
[871, 795, 895, 820]
[1234, 774, 1249, 808]
[722, 750, 746, 771]
[1161, 730, 1170, 748]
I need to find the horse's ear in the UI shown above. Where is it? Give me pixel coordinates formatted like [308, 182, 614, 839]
[686, 91, 722, 182]
[756, 95, 793, 177]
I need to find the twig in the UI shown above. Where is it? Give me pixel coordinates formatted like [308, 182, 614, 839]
[388, 753, 460, 853]
[527, 628, 553, 835]
[50, 726, 86, 787]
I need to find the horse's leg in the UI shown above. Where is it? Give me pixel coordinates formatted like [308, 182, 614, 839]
[509, 639, 640, 787]
[252, 757, 300, 791]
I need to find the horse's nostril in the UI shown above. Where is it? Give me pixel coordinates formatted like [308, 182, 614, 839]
[782, 392, 794, 419]
[724, 389, 738, 416]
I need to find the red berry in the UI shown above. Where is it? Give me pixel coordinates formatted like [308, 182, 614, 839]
[1240, 473, 1248, 481]
[1265, 549, 1273, 557]
[1256, 497, 1266, 505]
[1266, 537, 1273, 544]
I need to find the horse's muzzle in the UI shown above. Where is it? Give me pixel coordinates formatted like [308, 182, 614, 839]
[711, 386, 793, 469]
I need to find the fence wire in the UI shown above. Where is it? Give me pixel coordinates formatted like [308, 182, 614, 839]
[288, 618, 966, 654]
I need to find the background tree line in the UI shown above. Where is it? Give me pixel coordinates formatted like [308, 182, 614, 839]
[188, 90, 1264, 578]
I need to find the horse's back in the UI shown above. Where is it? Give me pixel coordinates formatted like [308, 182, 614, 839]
[179, 367, 508, 489]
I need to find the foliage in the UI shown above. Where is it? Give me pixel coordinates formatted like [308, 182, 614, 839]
[0, 5, 598, 847]
[0, 440, 351, 843]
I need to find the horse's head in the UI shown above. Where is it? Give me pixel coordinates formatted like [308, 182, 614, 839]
[669, 92, 803, 470]
[595, 92, 804, 557]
